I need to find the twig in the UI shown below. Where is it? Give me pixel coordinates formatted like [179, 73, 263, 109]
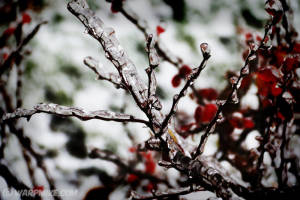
[0, 21, 47, 76]
[130, 186, 205, 200]
[2, 103, 149, 125]
[83, 56, 126, 89]
[193, 21, 273, 158]
[89, 148, 171, 186]
[160, 44, 211, 135]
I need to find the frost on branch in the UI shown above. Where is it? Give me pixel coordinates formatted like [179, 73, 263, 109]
[2, 103, 149, 124]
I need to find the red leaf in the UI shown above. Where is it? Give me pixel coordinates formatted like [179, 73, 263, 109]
[257, 68, 278, 83]
[3, 53, 8, 60]
[179, 65, 192, 78]
[194, 106, 203, 123]
[127, 174, 138, 183]
[293, 43, 300, 54]
[156, 25, 165, 36]
[277, 112, 285, 121]
[245, 32, 253, 41]
[146, 182, 155, 192]
[284, 56, 299, 71]
[243, 118, 255, 129]
[22, 13, 31, 24]
[201, 104, 217, 123]
[145, 160, 156, 174]
[198, 88, 218, 101]
[171, 74, 181, 87]
[3, 27, 15, 36]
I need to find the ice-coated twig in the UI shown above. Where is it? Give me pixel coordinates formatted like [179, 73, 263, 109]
[2, 103, 149, 125]
[145, 34, 161, 110]
[83, 56, 126, 89]
[0, 21, 47, 76]
[160, 44, 211, 135]
[67, 0, 148, 110]
[193, 21, 273, 158]
[130, 186, 205, 200]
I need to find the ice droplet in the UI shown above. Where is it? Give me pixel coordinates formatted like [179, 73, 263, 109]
[231, 90, 239, 104]
[216, 112, 224, 123]
[84, 29, 89, 34]
[105, 51, 110, 59]
[216, 100, 226, 106]
[248, 54, 257, 61]
[200, 43, 211, 57]
[173, 94, 179, 101]
[282, 91, 294, 104]
[241, 65, 250, 75]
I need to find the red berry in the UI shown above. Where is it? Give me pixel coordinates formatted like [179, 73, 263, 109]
[22, 13, 31, 24]
[179, 65, 192, 78]
[171, 74, 181, 87]
[156, 25, 165, 36]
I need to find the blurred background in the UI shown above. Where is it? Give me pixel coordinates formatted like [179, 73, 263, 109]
[1, 0, 300, 199]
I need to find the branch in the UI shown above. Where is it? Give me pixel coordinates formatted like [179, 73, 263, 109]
[67, 0, 148, 111]
[89, 148, 171, 186]
[0, 163, 39, 200]
[83, 56, 126, 89]
[119, 5, 183, 68]
[0, 21, 47, 76]
[160, 43, 211, 134]
[130, 186, 205, 200]
[193, 21, 273, 158]
[145, 34, 161, 110]
[2, 103, 149, 125]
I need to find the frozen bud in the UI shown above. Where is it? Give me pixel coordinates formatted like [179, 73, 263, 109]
[200, 43, 211, 58]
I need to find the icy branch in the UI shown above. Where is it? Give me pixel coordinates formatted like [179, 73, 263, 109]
[130, 186, 205, 200]
[2, 103, 149, 125]
[0, 21, 47, 76]
[145, 35, 161, 110]
[193, 22, 274, 158]
[160, 44, 211, 134]
[119, 4, 182, 68]
[83, 56, 126, 89]
[67, 0, 148, 109]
